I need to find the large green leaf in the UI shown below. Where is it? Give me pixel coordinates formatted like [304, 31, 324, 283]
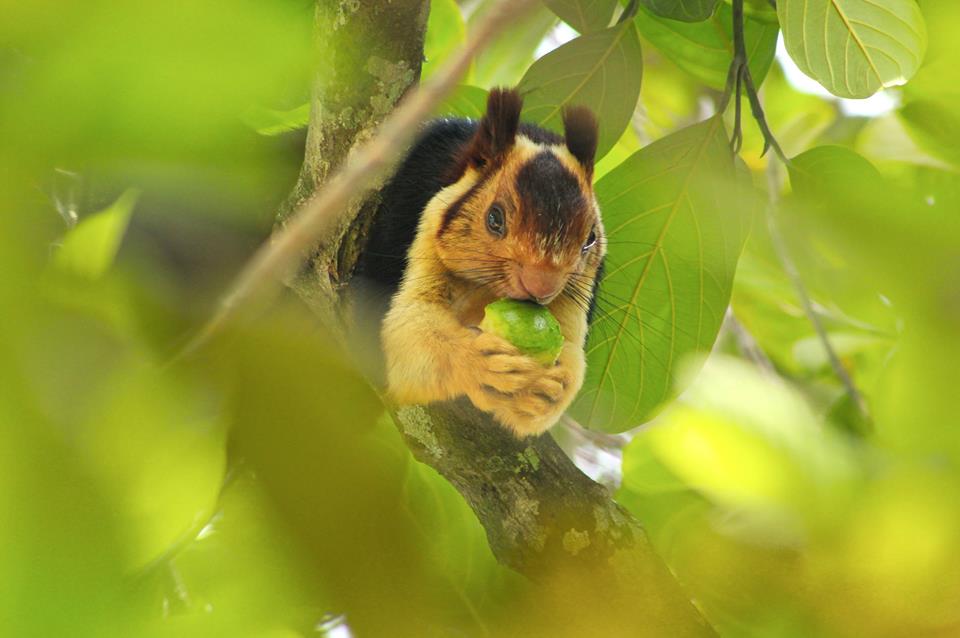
[545, 0, 618, 33]
[777, 0, 927, 99]
[54, 188, 138, 280]
[641, 0, 720, 22]
[635, 5, 778, 90]
[572, 117, 751, 432]
[517, 19, 643, 159]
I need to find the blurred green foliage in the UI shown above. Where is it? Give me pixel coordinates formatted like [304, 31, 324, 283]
[3, 0, 960, 636]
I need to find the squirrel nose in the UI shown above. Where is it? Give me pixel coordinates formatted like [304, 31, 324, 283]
[519, 265, 564, 303]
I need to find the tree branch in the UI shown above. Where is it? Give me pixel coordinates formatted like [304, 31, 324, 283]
[394, 401, 714, 636]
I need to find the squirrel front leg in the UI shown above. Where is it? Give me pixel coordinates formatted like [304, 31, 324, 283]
[383, 294, 586, 437]
[382, 296, 541, 408]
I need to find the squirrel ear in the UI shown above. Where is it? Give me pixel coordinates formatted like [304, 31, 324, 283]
[562, 106, 598, 176]
[470, 87, 522, 168]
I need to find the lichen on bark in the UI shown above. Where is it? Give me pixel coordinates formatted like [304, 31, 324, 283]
[278, 0, 429, 322]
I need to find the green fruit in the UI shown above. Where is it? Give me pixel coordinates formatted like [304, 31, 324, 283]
[480, 299, 563, 366]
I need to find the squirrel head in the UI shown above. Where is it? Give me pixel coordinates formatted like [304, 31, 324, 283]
[436, 87, 605, 306]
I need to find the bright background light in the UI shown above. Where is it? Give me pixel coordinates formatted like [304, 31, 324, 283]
[775, 35, 900, 117]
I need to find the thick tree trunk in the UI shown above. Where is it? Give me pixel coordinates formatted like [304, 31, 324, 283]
[281, 2, 714, 634]
[279, 0, 431, 326]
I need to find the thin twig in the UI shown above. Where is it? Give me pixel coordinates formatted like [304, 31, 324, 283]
[724, 308, 778, 378]
[764, 161, 870, 422]
[169, 0, 536, 364]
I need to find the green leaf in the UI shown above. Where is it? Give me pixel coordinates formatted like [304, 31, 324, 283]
[788, 145, 885, 200]
[641, 0, 720, 22]
[470, 2, 557, 87]
[899, 100, 960, 168]
[517, 19, 643, 159]
[777, 0, 927, 99]
[423, 0, 466, 80]
[435, 85, 488, 119]
[740, 0, 780, 24]
[572, 117, 751, 432]
[900, 1, 960, 112]
[544, 0, 618, 33]
[54, 188, 139, 280]
[594, 122, 643, 179]
[635, 5, 778, 90]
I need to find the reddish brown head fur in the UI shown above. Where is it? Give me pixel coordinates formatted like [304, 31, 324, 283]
[434, 88, 604, 305]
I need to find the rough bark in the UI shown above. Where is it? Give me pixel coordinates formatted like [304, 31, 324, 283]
[281, 1, 714, 634]
[279, 0, 430, 325]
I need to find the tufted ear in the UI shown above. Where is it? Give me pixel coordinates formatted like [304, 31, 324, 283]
[562, 106, 598, 177]
[468, 87, 522, 169]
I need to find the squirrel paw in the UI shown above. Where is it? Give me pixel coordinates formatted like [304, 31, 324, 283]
[466, 332, 575, 437]
[469, 331, 540, 395]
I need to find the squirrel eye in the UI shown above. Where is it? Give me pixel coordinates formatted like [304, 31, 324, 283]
[486, 205, 506, 238]
[582, 227, 597, 252]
